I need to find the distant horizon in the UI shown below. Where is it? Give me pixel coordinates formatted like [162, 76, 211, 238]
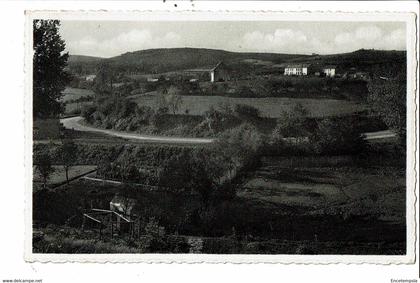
[60, 21, 406, 58]
[68, 46, 406, 60]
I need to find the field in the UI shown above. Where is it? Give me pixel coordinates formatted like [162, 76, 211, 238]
[131, 94, 366, 118]
[62, 87, 95, 114]
[33, 165, 97, 188]
[239, 156, 405, 223]
[65, 101, 93, 114]
[62, 87, 95, 102]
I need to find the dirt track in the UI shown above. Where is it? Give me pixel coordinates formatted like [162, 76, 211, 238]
[61, 116, 214, 144]
[61, 116, 395, 145]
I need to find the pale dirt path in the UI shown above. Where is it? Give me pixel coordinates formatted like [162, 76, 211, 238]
[61, 116, 396, 144]
[362, 130, 397, 140]
[60, 116, 214, 144]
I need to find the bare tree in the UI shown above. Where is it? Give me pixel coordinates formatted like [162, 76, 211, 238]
[57, 139, 77, 184]
[34, 151, 54, 189]
[157, 86, 183, 115]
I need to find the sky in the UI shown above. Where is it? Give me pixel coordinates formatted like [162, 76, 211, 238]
[59, 21, 406, 58]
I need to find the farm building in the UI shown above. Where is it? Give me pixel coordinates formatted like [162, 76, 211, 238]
[354, 72, 370, 80]
[82, 208, 135, 236]
[210, 62, 230, 82]
[33, 118, 62, 140]
[343, 71, 370, 80]
[185, 61, 230, 83]
[323, 65, 336, 77]
[284, 64, 310, 76]
[85, 74, 96, 82]
[110, 194, 137, 219]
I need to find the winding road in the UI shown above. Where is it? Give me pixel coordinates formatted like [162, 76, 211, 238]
[61, 116, 396, 145]
[61, 116, 214, 144]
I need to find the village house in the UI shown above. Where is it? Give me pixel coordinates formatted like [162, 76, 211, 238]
[210, 61, 230, 82]
[284, 64, 310, 76]
[354, 72, 370, 80]
[323, 65, 337, 77]
[343, 69, 370, 80]
[147, 77, 159, 82]
[85, 74, 96, 82]
[109, 194, 137, 234]
[110, 194, 137, 219]
[185, 61, 230, 83]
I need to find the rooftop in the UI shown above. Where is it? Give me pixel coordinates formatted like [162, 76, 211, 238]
[184, 61, 224, 73]
[285, 63, 311, 68]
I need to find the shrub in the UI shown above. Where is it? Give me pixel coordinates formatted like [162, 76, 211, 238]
[214, 123, 263, 171]
[272, 103, 309, 138]
[34, 151, 54, 189]
[234, 104, 261, 120]
[310, 117, 366, 155]
[237, 85, 255, 97]
[201, 106, 239, 135]
[81, 105, 97, 123]
[140, 217, 167, 252]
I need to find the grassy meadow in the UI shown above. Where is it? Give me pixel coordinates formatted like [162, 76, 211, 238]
[33, 165, 97, 189]
[62, 87, 95, 102]
[131, 94, 366, 118]
[239, 156, 405, 223]
[62, 87, 95, 114]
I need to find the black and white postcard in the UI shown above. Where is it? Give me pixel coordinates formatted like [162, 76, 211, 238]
[25, 9, 417, 264]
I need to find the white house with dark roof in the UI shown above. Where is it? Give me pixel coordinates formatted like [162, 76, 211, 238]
[85, 74, 96, 82]
[284, 64, 310, 76]
[323, 65, 337, 77]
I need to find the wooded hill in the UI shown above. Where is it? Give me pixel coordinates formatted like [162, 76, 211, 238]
[67, 48, 307, 75]
[288, 49, 406, 76]
[67, 48, 406, 77]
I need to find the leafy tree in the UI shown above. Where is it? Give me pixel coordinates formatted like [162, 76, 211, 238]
[33, 20, 70, 119]
[202, 106, 233, 134]
[234, 104, 261, 120]
[166, 86, 183, 114]
[57, 139, 77, 184]
[367, 76, 406, 144]
[158, 150, 217, 205]
[94, 62, 115, 96]
[310, 117, 366, 155]
[81, 104, 97, 123]
[34, 151, 54, 189]
[214, 123, 263, 170]
[217, 102, 233, 116]
[142, 217, 167, 252]
[272, 103, 309, 138]
[116, 153, 134, 183]
[156, 86, 183, 114]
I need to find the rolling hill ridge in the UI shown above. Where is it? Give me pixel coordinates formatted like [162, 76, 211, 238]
[67, 47, 406, 76]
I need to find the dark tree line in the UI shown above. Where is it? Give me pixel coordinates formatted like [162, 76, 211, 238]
[33, 20, 70, 119]
[367, 71, 406, 147]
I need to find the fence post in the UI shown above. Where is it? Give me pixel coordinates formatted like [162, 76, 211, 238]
[82, 215, 85, 231]
[110, 212, 113, 238]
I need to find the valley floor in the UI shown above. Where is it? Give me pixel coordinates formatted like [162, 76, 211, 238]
[33, 153, 406, 255]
